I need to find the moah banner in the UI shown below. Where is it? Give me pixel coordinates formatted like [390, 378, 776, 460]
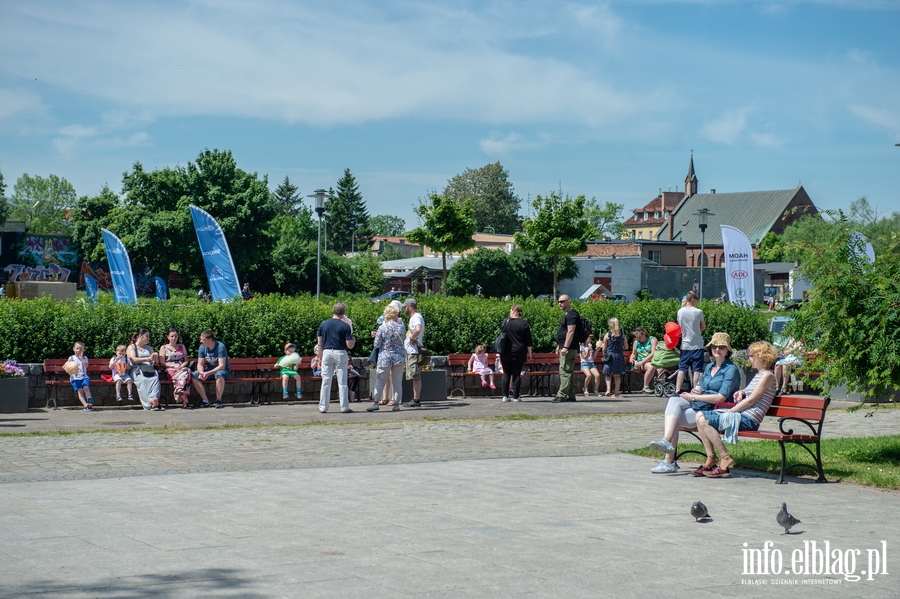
[721, 225, 755, 307]
[100, 229, 138, 305]
[189, 205, 242, 302]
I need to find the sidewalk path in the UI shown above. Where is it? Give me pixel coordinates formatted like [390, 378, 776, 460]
[1, 397, 898, 598]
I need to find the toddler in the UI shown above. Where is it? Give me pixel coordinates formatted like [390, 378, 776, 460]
[108, 345, 135, 402]
[310, 345, 321, 376]
[68, 341, 94, 411]
[275, 342, 303, 400]
[468, 343, 496, 389]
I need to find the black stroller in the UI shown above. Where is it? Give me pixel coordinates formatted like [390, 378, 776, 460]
[649, 346, 681, 397]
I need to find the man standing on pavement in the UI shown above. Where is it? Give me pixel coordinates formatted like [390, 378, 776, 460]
[676, 290, 707, 394]
[553, 295, 579, 403]
[402, 298, 425, 407]
[317, 302, 356, 414]
[191, 330, 231, 409]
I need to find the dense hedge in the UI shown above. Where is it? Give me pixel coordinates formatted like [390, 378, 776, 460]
[0, 295, 769, 362]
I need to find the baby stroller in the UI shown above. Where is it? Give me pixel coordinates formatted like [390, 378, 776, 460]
[650, 345, 681, 398]
[652, 368, 678, 398]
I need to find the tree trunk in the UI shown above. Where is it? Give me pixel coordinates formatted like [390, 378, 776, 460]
[553, 255, 558, 297]
[441, 251, 448, 294]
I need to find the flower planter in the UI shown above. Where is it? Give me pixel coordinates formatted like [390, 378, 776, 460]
[368, 369, 447, 402]
[0, 378, 28, 413]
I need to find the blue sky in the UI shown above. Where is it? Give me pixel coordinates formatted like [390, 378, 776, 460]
[1, 0, 898, 230]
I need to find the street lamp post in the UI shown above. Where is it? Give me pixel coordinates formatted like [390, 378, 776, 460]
[694, 208, 714, 301]
[308, 189, 333, 301]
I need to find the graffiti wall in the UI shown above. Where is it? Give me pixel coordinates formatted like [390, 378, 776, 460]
[2, 235, 79, 283]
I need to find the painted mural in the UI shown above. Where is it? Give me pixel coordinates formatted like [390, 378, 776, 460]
[2, 235, 79, 283]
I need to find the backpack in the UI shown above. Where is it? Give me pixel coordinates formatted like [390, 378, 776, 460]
[493, 318, 509, 354]
[576, 315, 593, 344]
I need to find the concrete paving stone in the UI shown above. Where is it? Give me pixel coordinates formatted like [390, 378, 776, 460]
[1, 398, 899, 597]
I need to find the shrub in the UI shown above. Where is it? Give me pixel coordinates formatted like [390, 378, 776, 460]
[0, 295, 769, 362]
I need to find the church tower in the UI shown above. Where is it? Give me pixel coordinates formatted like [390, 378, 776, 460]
[684, 152, 698, 197]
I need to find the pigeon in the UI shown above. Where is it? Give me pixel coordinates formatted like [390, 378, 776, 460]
[777, 502, 800, 535]
[691, 500, 710, 522]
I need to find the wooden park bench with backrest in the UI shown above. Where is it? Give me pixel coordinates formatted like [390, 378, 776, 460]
[676, 395, 831, 484]
[254, 356, 367, 404]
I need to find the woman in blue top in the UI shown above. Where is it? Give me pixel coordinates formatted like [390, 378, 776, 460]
[647, 332, 740, 474]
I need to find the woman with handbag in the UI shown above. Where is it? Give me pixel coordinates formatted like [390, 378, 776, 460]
[127, 328, 163, 411]
[498, 304, 533, 403]
[366, 304, 407, 412]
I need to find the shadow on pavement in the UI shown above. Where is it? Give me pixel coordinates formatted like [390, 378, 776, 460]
[5, 568, 267, 599]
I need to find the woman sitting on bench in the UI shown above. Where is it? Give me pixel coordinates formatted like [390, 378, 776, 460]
[648, 332, 740, 474]
[693, 341, 777, 478]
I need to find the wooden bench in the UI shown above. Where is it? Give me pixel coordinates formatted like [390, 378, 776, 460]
[44, 357, 269, 407]
[253, 357, 367, 404]
[676, 395, 831, 484]
[43, 359, 119, 409]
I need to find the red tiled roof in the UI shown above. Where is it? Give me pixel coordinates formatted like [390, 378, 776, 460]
[577, 244, 642, 258]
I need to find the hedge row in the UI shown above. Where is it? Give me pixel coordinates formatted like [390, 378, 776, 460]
[0, 295, 769, 363]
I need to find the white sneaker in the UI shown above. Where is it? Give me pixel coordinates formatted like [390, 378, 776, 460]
[651, 460, 678, 474]
[512, 397, 522, 402]
[641, 387, 654, 394]
[649, 438, 676, 453]
[583, 387, 589, 396]
[501, 396, 510, 402]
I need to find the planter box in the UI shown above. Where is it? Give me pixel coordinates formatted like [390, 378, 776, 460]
[368, 369, 447, 402]
[0, 378, 28, 413]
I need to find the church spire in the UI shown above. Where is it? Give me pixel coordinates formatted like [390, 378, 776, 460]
[685, 151, 698, 197]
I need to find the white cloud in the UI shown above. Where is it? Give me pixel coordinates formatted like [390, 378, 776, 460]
[849, 105, 900, 131]
[0, 1, 643, 129]
[700, 108, 750, 145]
[0, 88, 44, 120]
[480, 132, 550, 155]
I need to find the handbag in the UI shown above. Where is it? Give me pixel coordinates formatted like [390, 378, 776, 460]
[133, 344, 157, 376]
[416, 345, 432, 366]
[492, 318, 509, 354]
[139, 361, 157, 376]
[368, 346, 380, 365]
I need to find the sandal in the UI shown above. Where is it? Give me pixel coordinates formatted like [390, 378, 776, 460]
[703, 466, 732, 478]
[603, 392, 612, 397]
[691, 464, 717, 477]
[378, 399, 389, 405]
[386, 400, 395, 407]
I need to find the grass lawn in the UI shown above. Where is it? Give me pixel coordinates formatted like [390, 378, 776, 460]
[628, 435, 900, 490]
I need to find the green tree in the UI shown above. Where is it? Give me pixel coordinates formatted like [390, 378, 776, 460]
[10, 173, 78, 234]
[70, 185, 121, 263]
[445, 248, 528, 297]
[350, 253, 386, 296]
[584, 198, 625, 239]
[788, 212, 900, 400]
[326, 168, 371, 254]
[369, 214, 407, 237]
[508, 249, 579, 296]
[405, 194, 476, 293]
[757, 231, 787, 263]
[104, 149, 277, 288]
[273, 176, 303, 216]
[378, 241, 404, 262]
[761, 197, 898, 264]
[443, 162, 520, 234]
[514, 192, 597, 296]
[0, 163, 8, 225]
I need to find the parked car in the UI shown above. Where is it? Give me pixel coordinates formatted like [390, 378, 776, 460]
[769, 316, 794, 347]
[370, 291, 411, 303]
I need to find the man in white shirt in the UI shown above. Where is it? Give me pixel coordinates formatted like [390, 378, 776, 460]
[676, 291, 707, 393]
[402, 298, 425, 407]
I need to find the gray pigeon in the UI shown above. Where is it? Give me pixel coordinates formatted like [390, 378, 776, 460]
[691, 500, 710, 522]
[777, 502, 800, 535]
